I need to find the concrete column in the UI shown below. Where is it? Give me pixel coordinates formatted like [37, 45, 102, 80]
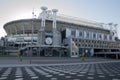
[23, 24, 25, 35]
[116, 54, 118, 59]
[9, 27, 12, 36]
[52, 9, 58, 31]
[41, 6, 47, 30]
[52, 9, 58, 46]
[15, 26, 18, 35]
[39, 47, 41, 57]
[31, 19, 34, 45]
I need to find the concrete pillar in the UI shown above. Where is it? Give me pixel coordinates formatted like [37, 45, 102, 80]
[9, 27, 12, 36]
[15, 26, 18, 35]
[52, 9, 58, 31]
[52, 9, 59, 46]
[41, 6, 47, 30]
[31, 20, 34, 44]
[116, 54, 118, 59]
[39, 47, 41, 57]
[22, 25, 25, 44]
[23, 25, 25, 35]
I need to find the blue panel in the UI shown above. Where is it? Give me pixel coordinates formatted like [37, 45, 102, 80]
[90, 49, 94, 57]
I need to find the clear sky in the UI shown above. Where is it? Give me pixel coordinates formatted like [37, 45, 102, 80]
[0, 0, 120, 38]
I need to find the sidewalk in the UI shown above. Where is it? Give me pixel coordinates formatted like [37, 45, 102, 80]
[0, 57, 119, 65]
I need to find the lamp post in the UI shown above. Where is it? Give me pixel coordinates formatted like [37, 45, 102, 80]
[114, 24, 118, 38]
[108, 23, 113, 35]
[30, 9, 35, 64]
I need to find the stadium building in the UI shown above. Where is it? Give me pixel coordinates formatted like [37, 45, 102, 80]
[2, 6, 120, 58]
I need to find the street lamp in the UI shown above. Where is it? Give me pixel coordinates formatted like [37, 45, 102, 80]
[30, 9, 36, 64]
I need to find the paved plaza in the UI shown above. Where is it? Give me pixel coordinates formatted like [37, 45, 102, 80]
[0, 57, 120, 80]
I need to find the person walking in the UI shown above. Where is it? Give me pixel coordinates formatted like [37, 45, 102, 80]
[17, 49, 23, 62]
[81, 51, 85, 61]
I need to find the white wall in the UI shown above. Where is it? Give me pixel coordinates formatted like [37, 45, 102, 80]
[65, 28, 115, 41]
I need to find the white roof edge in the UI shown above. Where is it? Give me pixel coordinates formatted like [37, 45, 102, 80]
[56, 14, 103, 28]
[38, 12, 109, 30]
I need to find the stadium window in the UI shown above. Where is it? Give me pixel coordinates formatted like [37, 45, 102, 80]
[76, 43, 77, 46]
[109, 36, 112, 40]
[75, 38, 77, 42]
[99, 34, 102, 40]
[79, 31, 83, 37]
[82, 40, 84, 43]
[71, 30, 76, 37]
[82, 44, 84, 46]
[92, 40, 94, 43]
[33, 39, 37, 42]
[104, 35, 107, 40]
[79, 39, 81, 42]
[93, 33, 96, 39]
[86, 32, 89, 38]
[85, 44, 87, 47]
[72, 38, 75, 41]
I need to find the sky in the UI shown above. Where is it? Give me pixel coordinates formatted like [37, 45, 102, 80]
[0, 0, 120, 38]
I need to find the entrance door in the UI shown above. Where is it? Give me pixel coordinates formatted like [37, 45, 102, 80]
[44, 48, 53, 57]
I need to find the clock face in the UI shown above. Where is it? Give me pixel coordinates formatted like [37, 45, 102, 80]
[45, 37, 53, 45]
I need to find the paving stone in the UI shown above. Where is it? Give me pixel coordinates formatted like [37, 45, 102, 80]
[69, 73, 76, 75]
[58, 73, 65, 76]
[45, 75, 53, 77]
[87, 76, 94, 79]
[0, 77, 7, 80]
[79, 72, 86, 74]
[73, 79, 80, 80]
[31, 76, 39, 79]
[29, 74, 36, 76]
[15, 75, 22, 78]
[1, 74, 8, 77]
[88, 73, 94, 76]
[51, 78, 58, 80]
[117, 74, 120, 75]
[15, 78, 23, 80]
[77, 74, 85, 77]
[65, 76, 71, 78]
[98, 75, 105, 78]
[109, 74, 115, 77]
[97, 73, 104, 74]
[112, 79, 120, 80]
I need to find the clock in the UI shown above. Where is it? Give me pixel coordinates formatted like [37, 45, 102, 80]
[45, 37, 53, 45]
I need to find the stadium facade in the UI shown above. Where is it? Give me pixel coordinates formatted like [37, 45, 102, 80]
[2, 6, 120, 58]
